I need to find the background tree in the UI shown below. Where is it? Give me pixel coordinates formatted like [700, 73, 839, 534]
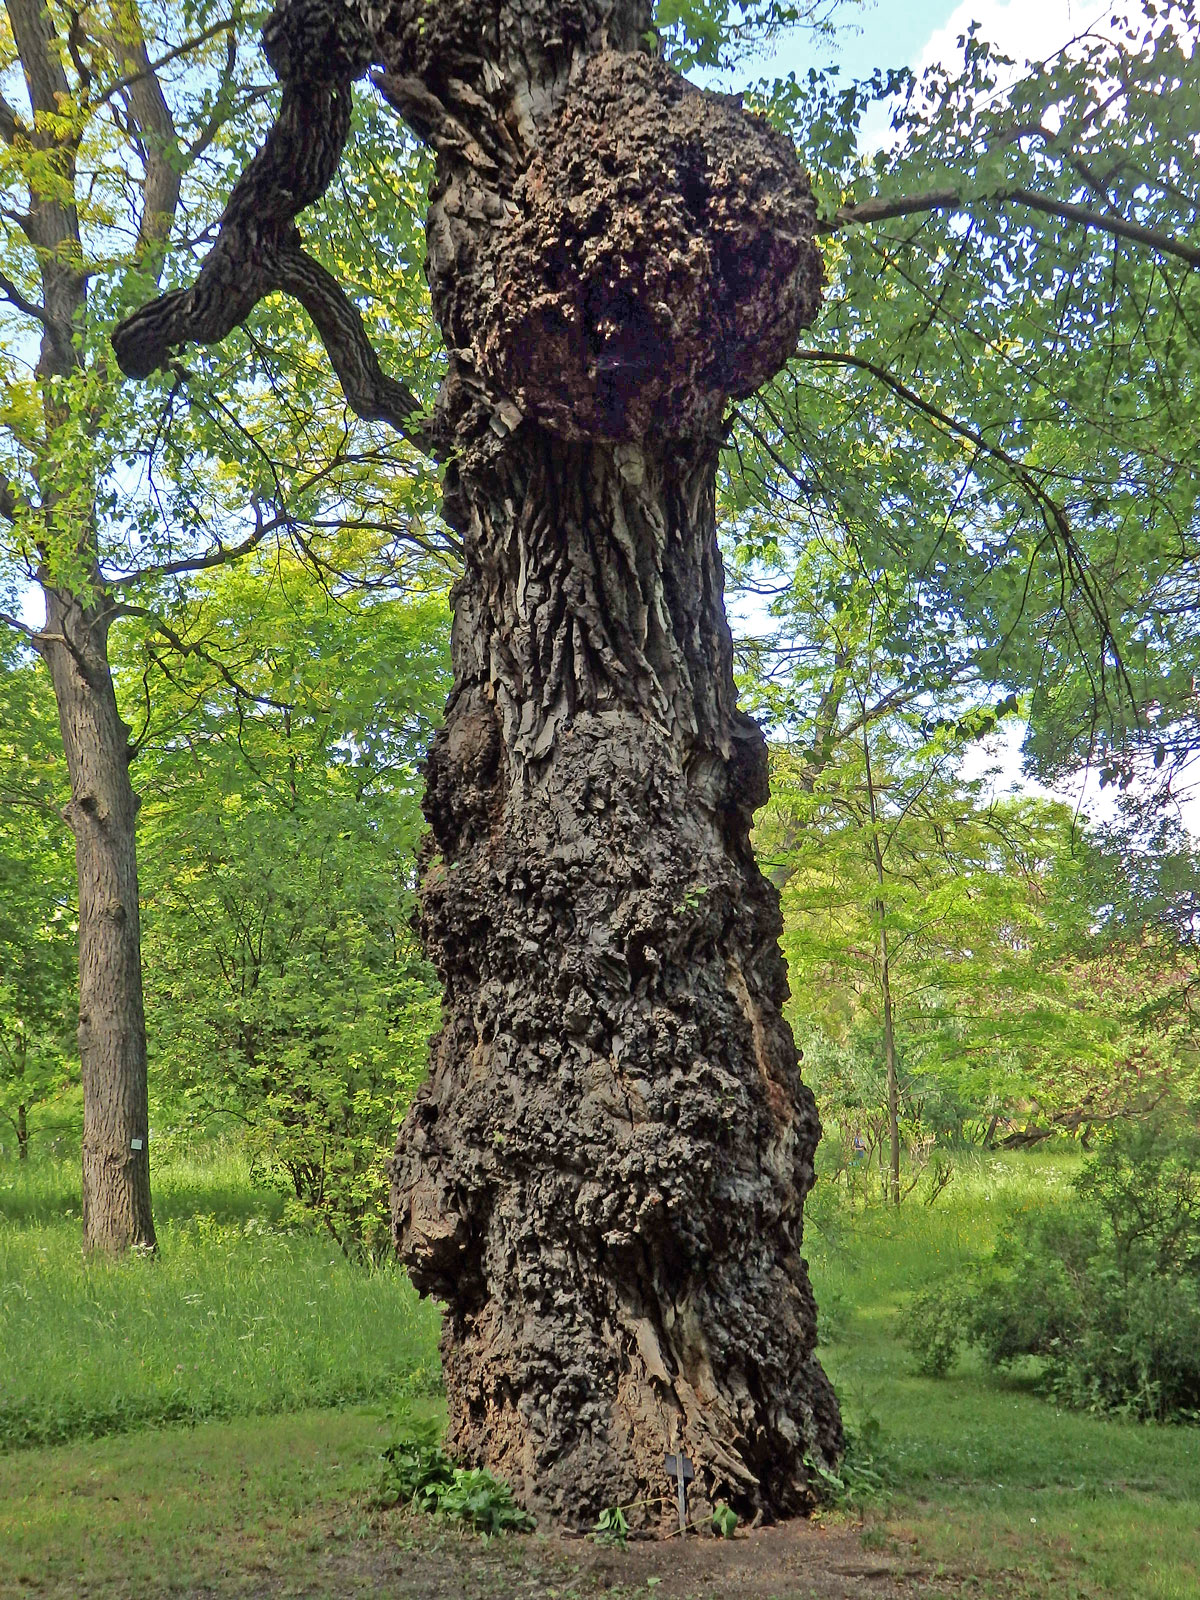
[0, 0, 438, 1250]
[0, 637, 74, 1157]
[126, 556, 449, 1258]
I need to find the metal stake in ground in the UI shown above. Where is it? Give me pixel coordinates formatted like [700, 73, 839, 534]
[663, 1452, 694, 1534]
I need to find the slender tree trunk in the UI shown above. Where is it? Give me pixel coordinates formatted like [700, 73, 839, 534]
[17, 1103, 28, 1160]
[880, 937, 900, 1207]
[861, 724, 900, 1207]
[388, 3, 842, 1527]
[42, 588, 155, 1254]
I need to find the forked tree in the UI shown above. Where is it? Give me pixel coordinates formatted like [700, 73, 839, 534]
[116, 0, 843, 1523]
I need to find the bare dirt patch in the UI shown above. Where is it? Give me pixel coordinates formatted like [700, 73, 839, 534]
[249, 1511, 957, 1600]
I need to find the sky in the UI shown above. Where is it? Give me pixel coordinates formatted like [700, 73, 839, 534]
[767, 0, 1121, 87]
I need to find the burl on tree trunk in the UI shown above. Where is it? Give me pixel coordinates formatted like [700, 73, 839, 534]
[113, 0, 841, 1527]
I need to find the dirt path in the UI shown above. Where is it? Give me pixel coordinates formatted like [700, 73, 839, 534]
[225, 1512, 957, 1600]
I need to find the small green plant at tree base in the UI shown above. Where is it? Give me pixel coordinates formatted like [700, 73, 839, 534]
[374, 1410, 534, 1536]
[592, 1504, 630, 1546]
[804, 1413, 895, 1511]
[711, 1501, 739, 1538]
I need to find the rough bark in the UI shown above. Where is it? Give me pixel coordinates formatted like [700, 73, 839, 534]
[42, 589, 155, 1254]
[112, 0, 842, 1526]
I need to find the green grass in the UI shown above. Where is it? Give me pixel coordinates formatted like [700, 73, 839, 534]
[807, 1150, 1200, 1598]
[3, 1142, 1200, 1598]
[0, 1142, 441, 1450]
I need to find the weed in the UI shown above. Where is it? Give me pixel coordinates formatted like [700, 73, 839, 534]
[591, 1505, 630, 1546]
[711, 1501, 738, 1538]
[374, 1411, 534, 1537]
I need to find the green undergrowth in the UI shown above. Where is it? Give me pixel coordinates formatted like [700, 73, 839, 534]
[806, 1149, 1200, 1598]
[4, 1143, 1200, 1597]
[373, 1407, 535, 1536]
[0, 1142, 442, 1451]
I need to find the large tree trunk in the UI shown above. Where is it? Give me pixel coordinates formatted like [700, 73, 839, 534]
[388, 0, 842, 1527]
[42, 588, 155, 1254]
[108, 0, 842, 1522]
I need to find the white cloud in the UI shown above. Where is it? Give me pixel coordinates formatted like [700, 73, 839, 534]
[916, 0, 1116, 77]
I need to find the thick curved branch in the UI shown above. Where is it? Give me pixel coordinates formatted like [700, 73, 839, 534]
[274, 248, 425, 436]
[111, 12, 428, 449]
[112, 75, 356, 372]
[825, 187, 1200, 271]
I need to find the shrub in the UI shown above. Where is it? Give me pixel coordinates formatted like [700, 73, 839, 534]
[904, 1117, 1200, 1421]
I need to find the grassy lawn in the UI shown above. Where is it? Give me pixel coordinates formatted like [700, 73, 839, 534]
[0, 1144, 440, 1450]
[2, 1146, 1198, 1598]
[807, 1153, 1200, 1600]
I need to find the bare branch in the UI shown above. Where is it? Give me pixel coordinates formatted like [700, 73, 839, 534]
[113, 443, 429, 585]
[115, 602, 294, 712]
[90, 18, 236, 113]
[123, 502, 277, 585]
[825, 187, 1200, 271]
[0, 610, 44, 646]
[0, 268, 48, 324]
[790, 344, 1136, 709]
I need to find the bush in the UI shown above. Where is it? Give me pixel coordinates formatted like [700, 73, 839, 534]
[374, 1409, 534, 1536]
[904, 1118, 1200, 1421]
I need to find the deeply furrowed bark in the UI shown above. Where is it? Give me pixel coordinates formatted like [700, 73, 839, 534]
[385, 3, 842, 1526]
[112, 0, 842, 1526]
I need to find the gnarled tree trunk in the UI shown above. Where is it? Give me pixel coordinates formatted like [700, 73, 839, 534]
[384, 7, 842, 1527]
[112, 0, 841, 1527]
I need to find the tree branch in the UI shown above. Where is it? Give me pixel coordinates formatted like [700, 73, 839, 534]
[0, 611, 44, 647]
[115, 603, 294, 713]
[5, 0, 71, 119]
[0, 471, 24, 522]
[790, 344, 1136, 706]
[0, 94, 25, 144]
[825, 187, 1200, 271]
[0, 268, 48, 324]
[108, 7, 433, 445]
[89, 18, 236, 113]
[274, 248, 426, 439]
